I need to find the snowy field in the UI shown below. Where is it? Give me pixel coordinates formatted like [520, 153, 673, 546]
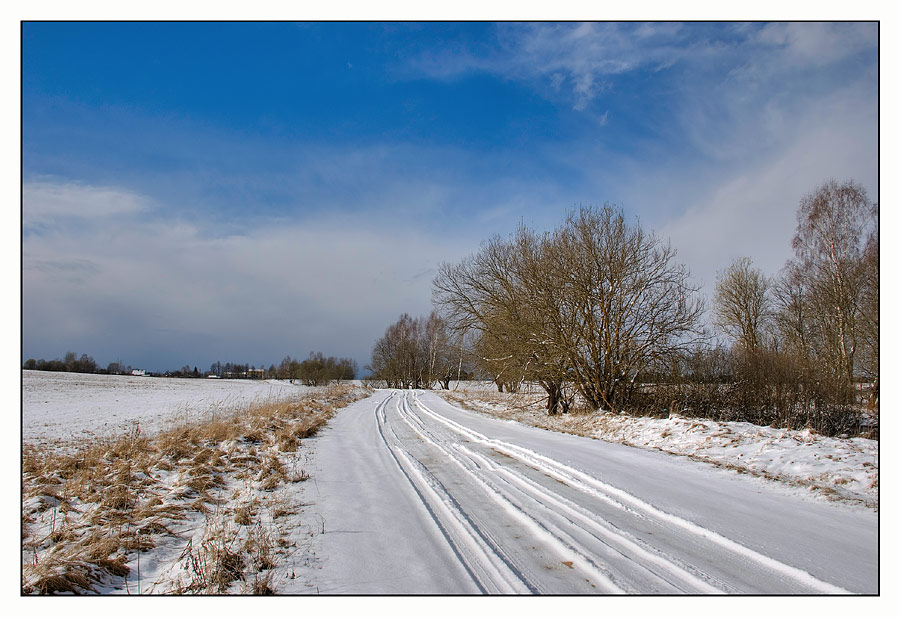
[22, 370, 315, 445]
[22, 379, 370, 595]
[438, 382, 879, 509]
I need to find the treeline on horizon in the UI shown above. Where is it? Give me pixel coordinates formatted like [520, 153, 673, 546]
[23, 351, 358, 386]
[366, 179, 879, 438]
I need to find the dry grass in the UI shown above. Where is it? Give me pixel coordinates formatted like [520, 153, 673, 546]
[22, 383, 370, 594]
[172, 518, 245, 594]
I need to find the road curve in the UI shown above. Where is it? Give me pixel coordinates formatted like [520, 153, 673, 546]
[298, 389, 878, 594]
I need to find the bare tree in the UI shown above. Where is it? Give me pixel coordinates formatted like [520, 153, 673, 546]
[857, 232, 879, 385]
[297, 352, 357, 385]
[714, 257, 772, 352]
[772, 262, 815, 370]
[421, 311, 460, 389]
[434, 206, 703, 412]
[277, 356, 301, 381]
[433, 233, 530, 393]
[369, 313, 431, 389]
[534, 206, 704, 410]
[788, 179, 876, 394]
[434, 228, 572, 411]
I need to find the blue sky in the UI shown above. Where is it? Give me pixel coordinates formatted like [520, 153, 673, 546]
[21, 21, 879, 373]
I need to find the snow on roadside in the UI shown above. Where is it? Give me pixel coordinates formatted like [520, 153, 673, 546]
[438, 387, 878, 509]
[585, 413, 878, 508]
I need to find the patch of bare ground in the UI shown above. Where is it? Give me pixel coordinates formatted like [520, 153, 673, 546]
[22, 383, 370, 595]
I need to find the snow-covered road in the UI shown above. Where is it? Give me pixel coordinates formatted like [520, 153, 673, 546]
[299, 389, 877, 594]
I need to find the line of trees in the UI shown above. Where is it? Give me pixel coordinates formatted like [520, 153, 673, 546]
[367, 311, 469, 389]
[23, 352, 102, 374]
[287, 352, 358, 386]
[368, 179, 878, 436]
[702, 179, 878, 435]
[24, 351, 358, 384]
[206, 353, 357, 384]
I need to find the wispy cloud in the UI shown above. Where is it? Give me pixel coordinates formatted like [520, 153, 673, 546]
[406, 22, 699, 111]
[405, 22, 877, 120]
[658, 78, 877, 291]
[752, 22, 876, 70]
[403, 22, 878, 293]
[23, 181, 149, 228]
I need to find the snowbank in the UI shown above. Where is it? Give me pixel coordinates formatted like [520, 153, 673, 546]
[438, 388, 878, 509]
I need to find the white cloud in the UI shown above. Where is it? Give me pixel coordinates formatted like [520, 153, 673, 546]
[407, 22, 699, 111]
[23, 180, 149, 227]
[754, 22, 876, 69]
[22, 181, 473, 370]
[658, 83, 877, 292]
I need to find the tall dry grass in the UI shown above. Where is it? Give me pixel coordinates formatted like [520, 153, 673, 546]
[22, 383, 369, 594]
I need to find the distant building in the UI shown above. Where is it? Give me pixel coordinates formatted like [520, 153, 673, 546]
[131, 369, 146, 376]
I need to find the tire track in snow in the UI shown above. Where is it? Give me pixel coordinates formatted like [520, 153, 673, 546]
[373, 392, 534, 594]
[409, 392, 852, 595]
[455, 443, 726, 593]
[394, 393, 628, 593]
[396, 391, 719, 593]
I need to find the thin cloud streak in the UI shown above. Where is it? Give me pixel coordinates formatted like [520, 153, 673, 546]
[406, 22, 707, 110]
[405, 22, 876, 131]
[23, 181, 149, 227]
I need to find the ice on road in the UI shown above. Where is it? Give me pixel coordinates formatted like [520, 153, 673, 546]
[298, 389, 877, 594]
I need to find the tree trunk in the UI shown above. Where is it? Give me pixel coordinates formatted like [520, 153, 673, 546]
[543, 381, 571, 415]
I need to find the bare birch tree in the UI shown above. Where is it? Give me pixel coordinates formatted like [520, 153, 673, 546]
[787, 179, 876, 395]
[368, 312, 458, 389]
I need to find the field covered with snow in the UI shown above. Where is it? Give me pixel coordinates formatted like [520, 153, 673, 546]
[22, 370, 316, 446]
